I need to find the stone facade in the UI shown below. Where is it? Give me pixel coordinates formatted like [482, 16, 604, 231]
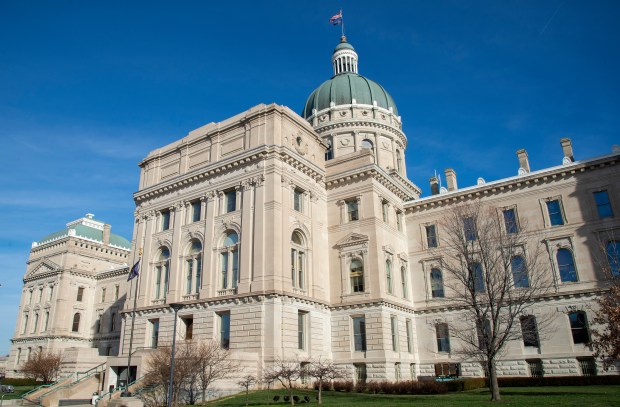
[7, 36, 620, 394]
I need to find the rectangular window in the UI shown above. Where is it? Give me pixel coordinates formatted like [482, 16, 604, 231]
[594, 190, 613, 219]
[38, 288, 43, 303]
[406, 319, 413, 353]
[76, 287, 84, 302]
[354, 363, 367, 383]
[28, 290, 33, 304]
[225, 190, 236, 213]
[191, 200, 202, 222]
[396, 211, 403, 231]
[48, 286, 53, 301]
[182, 317, 193, 340]
[347, 199, 359, 221]
[426, 225, 438, 248]
[150, 319, 159, 348]
[578, 358, 597, 376]
[300, 362, 310, 384]
[219, 312, 231, 349]
[382, 200, 389, 222]
[110, 312, 116, 331]
[101, 288, 106, 303]
[43, 311, 49, 332]
[401, 266, 408, 299]
[569, 311, 590, 344]
[352, 316, 367, 352]
[96, 314, 102, 334]
[436, 323, 450, 353]
[520, 315, 540, 347]
[463, 217, 477, 241]
[434, 363, 460, 377]
[298, 311, 307, 350]
[161, 209, 171, 230]
[390, 316, 398, 351]
[294, 188, 304, 212]
[114, 285, 119, 300]
[503, 208, 519, 234]
[527, 359, 544, 377]
[546, 199, 564, 226]
[395, 363, 401, 381]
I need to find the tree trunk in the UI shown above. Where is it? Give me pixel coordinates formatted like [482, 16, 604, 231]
[488, 358, 501, 401]
[317, 379, 323, 405]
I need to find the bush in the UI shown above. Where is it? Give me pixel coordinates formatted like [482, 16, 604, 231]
[354, 381, 366, 393]
[366, 381, 381, 394]
[312, 381, 332, 391]
[332, 380, 354, 392]
[497, 375, 620, 387]
[0, 378, 40, 386]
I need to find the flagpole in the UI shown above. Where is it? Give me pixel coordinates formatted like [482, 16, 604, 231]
[341, 9, 345, 37]
[123, 248, 142, 396]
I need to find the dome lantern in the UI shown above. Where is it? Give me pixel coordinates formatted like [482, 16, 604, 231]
[331, 36, 358, 75]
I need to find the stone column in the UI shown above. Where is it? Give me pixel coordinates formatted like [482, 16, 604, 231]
[238, 179, 254, 293]
[202, 192, 217, 298]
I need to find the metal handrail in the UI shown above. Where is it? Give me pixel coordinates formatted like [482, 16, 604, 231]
[76, 362, 106, 382]
[21, 374, 73, 402]
[98, 375, 146, 400]
[38, 363, 106, 400]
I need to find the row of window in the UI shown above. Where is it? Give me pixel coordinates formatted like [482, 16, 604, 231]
[352, 315, 414, 353]
[148, 311, 230, 349]
[25, 285, 53, 305]
[428, 241, 620, 300]
[424, 190, 614, 249]
[20, 311, 50, 335]
[347, 257, 409, 298]
[433, 310, 590, 354]
[158, 190, 236, 232]
[73, 285, 120, 303]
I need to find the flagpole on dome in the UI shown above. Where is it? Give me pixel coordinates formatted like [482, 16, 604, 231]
[122, 247, 142, 396]
[341, 9, 345, 37]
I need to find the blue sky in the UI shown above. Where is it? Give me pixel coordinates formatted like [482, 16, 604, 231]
[0, 1, 619, 354]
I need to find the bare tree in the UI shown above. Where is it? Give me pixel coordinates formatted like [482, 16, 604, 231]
[195, 340, 238, 403]
[438, 200, 550, 401]
[237, 375, 257, 406]
[307, 358, 345, 405]
[263, 358, 302, 406]
[21, 349, 62, 384]
[591, 237, 620, 368]
[143, 342, 195, 406]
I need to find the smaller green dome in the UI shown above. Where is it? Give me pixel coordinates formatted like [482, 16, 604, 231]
[334, 41, 355, 51]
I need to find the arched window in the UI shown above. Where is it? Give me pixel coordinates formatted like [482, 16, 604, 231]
[186, 240, 203, 295]
[511, 256, 529, 288]
[401, 266, 408, 299]
[360, 139, 373, 149]
[291, 231, 306, 290]
[386, 260, 393, 294]
[430, 268, 444, 298]
[557, 248, 578, 282]
[154, 247, 170, 300]
[220, 231, 239, 290]
[324, 136, 333, 161]
[22, 314, 28, 334]
[72, 313, 81, 332]
[350, 259, 364, 293]
[32, 313, 39, 333]
[110, 313, 116, 331]
[606, 241, 620, 277]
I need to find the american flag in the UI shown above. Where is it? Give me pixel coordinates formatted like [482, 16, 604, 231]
[329, 11, 343, 25]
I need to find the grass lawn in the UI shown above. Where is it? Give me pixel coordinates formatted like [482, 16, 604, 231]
[1, 385, 36, 400]
[206, 386, 620, 407]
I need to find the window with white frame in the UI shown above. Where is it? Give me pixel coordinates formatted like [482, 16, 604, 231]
[220, 231, 239, 290]
[352, 316, 367, 352]
[425, 224, 438, 248]
[431, 268, 444, 298]
[593, 190, 613, 219]
[161, 209, 171, 231]
[293, 188, 304, 212]
[511, 255, 529, 288]
[71, 313, 81, 333]
[396, 211, 403, 231]
[435, 323, 450, 353]
[186, 240, 203, 295]
[21, 314, 28, 334]
[386, 259, 393, 294]
[406, 319, 413, 353]
[291, 231, 306, 290]
[346, 199, 359, 222]
[149, 319, 159, 348]
[503, 208, 519, 234]
[569, 311, 590, 344]
[225, 189, 237, 213]
[401, 265, 408, 299]
[390, 315, 398, 351]
[520, 315, 539, 347]
[190, 199, 202, 223]
[219, 311, 231, 349]
[154, 247, 170, 300]
[606, 240, 620, 277]
[298, 311, 307, 350]
[557, 248, 578, 282]
[545, 198, 565, 226]
[350, 258, 364, 293]
[382, 200, 389, 222]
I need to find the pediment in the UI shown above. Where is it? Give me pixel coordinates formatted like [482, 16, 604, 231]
[26, 259, 60, 279]
[335, 233, 369, 249]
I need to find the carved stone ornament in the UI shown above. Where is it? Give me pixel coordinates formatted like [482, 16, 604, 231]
[339, 111, 347, 117]
[319, 115, 327, 122]
[340, 137, 351, 146]
[362, 110, 369, 116]
[294, 133, 308, 156]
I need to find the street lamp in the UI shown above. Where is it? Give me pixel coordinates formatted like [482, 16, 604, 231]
[167, 303, 185, 407]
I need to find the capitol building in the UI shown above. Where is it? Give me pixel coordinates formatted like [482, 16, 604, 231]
[7, 35, 620, 398]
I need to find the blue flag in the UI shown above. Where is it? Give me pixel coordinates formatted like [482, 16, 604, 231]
[127, 260, 140, 281]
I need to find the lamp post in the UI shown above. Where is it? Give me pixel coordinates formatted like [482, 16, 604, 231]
[167, 303, 185, 407]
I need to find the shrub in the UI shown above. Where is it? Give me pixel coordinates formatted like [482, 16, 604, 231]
[312, 381, 331, 391]
[366, 381, 381, 394]
[496, 375, 620, 387]
[354, 381, 366, 393]
[332, 380, 354, 392]
[444, 378, 487, 392]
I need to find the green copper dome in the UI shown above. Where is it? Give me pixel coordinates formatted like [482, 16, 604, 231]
[302, 37, 399, 119]
[302, 73, 399, 119]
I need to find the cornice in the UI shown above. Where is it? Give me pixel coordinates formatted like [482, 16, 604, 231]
[405, 153, 620, 213]
[95, 267, 130, 280]
[313, 118, 407, 148]
[326, 164, 419, 201]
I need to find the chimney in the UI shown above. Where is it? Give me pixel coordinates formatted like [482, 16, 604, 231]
[560, 138, 574, 162]
[444, 168, 457, 192]
[430, 176, 440, 195]
[516, 149, 530, 173]
[103, 224, 111, 245]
